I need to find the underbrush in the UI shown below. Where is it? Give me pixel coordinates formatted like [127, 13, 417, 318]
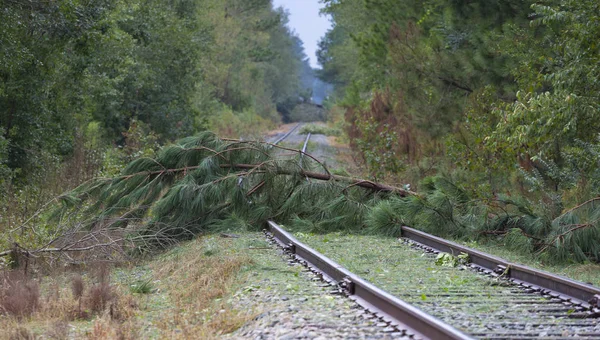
[0, 235, 255, 339]
[208, 107, 277, 140]
[0, 263, 139, 339]
[0, 120, 160, 254]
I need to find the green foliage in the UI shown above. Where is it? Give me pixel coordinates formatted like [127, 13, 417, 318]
[504, 228, 534, 253]
[0, 0, 308, 186]
[545, 199, 600, 263]
[364, 198, 404, 237]
[129, 279, 153, 294]
[435, 252, 469, 267]
[299, 124, 341, 137]
[320, 0, 600, 264]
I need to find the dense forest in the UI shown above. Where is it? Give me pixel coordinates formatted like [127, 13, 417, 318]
[316, 0, 600, 262]
[0, 0, 323, 230]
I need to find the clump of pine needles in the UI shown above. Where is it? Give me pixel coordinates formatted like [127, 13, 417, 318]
[48, 132, 403, 253]
[7, 131, 600, 264]
[364, 176, 600, 264]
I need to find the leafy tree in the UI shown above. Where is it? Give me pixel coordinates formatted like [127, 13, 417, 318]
[0, 0, 310, 183]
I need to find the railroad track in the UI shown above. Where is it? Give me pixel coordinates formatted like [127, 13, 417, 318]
[269, 122, 313, 169]
[270, 123, 302, 145]
[265, 221, 600, 340]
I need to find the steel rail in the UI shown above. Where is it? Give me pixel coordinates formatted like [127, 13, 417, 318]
[401, 226, 600, 310]
[267, 220, 473, 340]
[301, 132, 311, 154]
[271, 123, 301, 145]
[299, 132, 311, 166]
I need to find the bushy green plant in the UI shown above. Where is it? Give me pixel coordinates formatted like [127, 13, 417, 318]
[299, 124, 341, 137]
[129, 280, 153, 294]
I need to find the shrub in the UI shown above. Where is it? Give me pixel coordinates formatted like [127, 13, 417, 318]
[0, 271, 40, 318]
[86, 264, 113, 313]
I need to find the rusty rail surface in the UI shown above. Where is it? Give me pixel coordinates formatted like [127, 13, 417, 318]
[267, 220, 472, 340]
[401, 226, 600, 310]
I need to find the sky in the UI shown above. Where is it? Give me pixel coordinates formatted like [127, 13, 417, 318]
[272, 0, 332, 69]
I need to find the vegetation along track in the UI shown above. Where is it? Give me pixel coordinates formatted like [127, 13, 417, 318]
[266, 221, 600, 339]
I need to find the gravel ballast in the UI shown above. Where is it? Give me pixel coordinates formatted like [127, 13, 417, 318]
[293, 232, 600, 339]
[226, 233, 407, 339]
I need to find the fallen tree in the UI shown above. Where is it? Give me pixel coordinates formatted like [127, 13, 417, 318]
[0, 132, 414, 265]
[2, 131, 599, 265]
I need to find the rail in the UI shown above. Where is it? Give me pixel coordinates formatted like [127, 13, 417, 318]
[266, 220, 473, 340]
[271, 123, 301, 145]
[401, 226, 600, 310]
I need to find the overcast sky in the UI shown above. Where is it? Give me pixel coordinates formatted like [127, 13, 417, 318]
[272, 0, 332, 69]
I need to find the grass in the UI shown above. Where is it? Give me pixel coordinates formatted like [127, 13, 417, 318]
[0, 266, 139, 340]
[147, 236, 254, 339]
[129, 279, 153, 294]
[0, 234, 261, 339]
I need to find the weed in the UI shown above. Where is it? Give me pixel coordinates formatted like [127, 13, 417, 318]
[71, 274, 85, 318]
[87, 264, 114, 313]
[87, 283, 113, 314]
[72, 274, 85, 299]
[0, 271, 40, 318]
[9, 326, 34, 340]
[47, 320, 69, 339]
[129, 279, 153, 294]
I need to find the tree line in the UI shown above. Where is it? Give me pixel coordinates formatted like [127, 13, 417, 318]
[318, 0, 600, 261]
[0, 0, 319, 184]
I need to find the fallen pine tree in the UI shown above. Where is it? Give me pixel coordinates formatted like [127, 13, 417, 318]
[1, 131, 599, 265]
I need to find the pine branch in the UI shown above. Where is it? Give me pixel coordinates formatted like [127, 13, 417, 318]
[223, 164, 414, 196]
[100, 162, 415, 196]
[537, 219, 600, 255]
[558, 196, 600, 217]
